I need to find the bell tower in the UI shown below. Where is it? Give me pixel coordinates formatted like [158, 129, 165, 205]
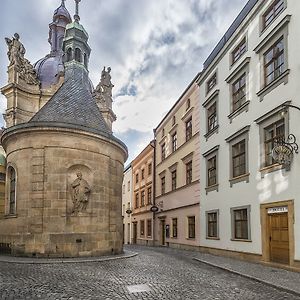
[63, 0, 91, 73]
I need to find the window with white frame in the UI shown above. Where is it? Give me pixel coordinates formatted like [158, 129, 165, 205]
[231, 206, 251, 240]
[226, 126, 250, 185]
[255, 103, 289, 173]
[203, 146, 219, 192]
[206, 210, 219, 239]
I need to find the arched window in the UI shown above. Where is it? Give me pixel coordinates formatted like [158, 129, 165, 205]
[67, 48, 72, 62]
[8, 167, 16, 215]
[75, 48, 82, 62]
[84, 53, 88, 68]
[58, 37, 64, 50]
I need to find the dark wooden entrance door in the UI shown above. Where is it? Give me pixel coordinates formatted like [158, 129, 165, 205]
[161, 220, 165, 246]
[132, 222, 137, 244]
[269, 213, 289, 264]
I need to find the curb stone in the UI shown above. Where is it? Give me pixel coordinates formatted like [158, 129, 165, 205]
[193, 257, 300, 298]
[0, 251, 138, 265]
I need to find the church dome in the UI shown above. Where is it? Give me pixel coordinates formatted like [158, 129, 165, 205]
[34, 1, 71, 89]
[53, 4, 71, 22]
[34, 55, 64, 89]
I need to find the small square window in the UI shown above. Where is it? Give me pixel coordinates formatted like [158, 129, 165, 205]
[141, 169, 145, 180]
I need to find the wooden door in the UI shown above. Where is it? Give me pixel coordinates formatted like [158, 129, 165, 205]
[269, 213, 289, 264]
[132, 223, 137, 244]
[161, 220, 165, 246]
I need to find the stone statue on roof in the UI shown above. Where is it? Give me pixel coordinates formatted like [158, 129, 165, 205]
[96, 66, 114, 98]
[5, 33, 39, 86]
[5, 33, 25, 67]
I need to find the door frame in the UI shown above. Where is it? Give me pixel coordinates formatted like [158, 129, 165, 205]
[260, 200, 294, 265]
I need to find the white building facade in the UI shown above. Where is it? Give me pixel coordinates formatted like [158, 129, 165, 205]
[122, 165, 132, 244]
[198, 0, 300, 267]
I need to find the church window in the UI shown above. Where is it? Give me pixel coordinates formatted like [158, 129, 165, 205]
[67, 48, 72, 62]
[84, 53, 88, 68]
[8, 167, 16, 215]
[75, 48, 82, 62]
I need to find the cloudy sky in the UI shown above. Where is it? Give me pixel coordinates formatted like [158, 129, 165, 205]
[0, 0, 248, 163]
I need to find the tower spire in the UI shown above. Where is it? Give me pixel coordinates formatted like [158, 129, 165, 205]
[74, 0, 81, 22]
[61, 0, 66, 7]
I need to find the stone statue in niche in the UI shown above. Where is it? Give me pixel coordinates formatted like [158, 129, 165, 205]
[94, 66, 114, 108]
[5, 33, 39, 85]
[71, 171, 91, 214]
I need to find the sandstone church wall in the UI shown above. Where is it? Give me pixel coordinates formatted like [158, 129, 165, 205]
[0, 127, 126, 257]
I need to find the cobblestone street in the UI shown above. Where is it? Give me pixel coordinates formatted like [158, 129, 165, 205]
[0, 245, 299, 300]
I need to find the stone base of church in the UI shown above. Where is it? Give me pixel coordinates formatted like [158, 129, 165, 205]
[0, 232, 123, 258]
[0, 125, 127, 258]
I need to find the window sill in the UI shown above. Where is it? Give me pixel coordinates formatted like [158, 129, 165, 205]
[206, 237, 220, 240]
[4, 214, 17, 219]
[257, 69, 289, 101]
[170, 236, 178, 239]
[205, 184, 219, 194]
[229, 173, 250, 187]
[204, 125, 219, 141]
[186, 237, 196, 240]
[231, 238, 252, 242]
[227, 100, 250, 123]
[260, 163, 283, 177]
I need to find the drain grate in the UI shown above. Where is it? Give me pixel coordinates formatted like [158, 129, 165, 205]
[127, 284, 151, 294]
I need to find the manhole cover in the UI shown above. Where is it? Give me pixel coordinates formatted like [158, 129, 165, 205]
[127, 284, 151, 294]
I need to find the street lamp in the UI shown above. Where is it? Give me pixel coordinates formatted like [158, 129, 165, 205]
[271, 103, 299, 170]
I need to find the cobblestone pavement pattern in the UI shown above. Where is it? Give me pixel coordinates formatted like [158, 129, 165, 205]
[0, 245, 299, 300]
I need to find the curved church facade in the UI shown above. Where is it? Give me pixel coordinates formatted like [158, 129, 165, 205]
[0, 0, 127, 257]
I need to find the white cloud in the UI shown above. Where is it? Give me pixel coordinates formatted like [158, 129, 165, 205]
[0, 0, 249, 161]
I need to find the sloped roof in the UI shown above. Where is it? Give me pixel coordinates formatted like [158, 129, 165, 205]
[30, 64, 109, 135]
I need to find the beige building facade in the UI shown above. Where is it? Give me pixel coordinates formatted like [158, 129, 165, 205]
[154, 76, 200, 250]
[131, 143, 154, 246]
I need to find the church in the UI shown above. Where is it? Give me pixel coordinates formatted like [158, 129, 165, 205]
[0, 0, 127, 257]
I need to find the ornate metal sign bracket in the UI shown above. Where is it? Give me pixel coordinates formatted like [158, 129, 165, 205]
[272, 134, 299, 170]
